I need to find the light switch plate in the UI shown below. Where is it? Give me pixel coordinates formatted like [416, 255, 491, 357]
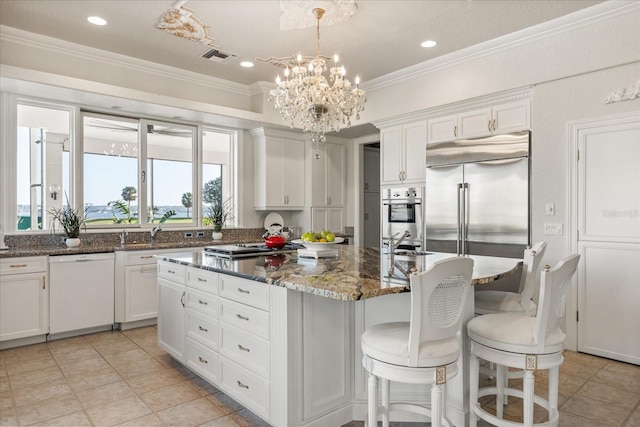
[545, 203, 555, 216]
[543, 223, 563, 235]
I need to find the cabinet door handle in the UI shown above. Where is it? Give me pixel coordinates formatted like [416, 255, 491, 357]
[454, 125, 458, 138]
[42, 276, 46, 290]
[198, 356, 208, 364]
[198, 325, 208, 332]
[237, 288, 250, 294]
[197, 277, 207, 282]
[237, 380, 249, 389]
[168, 269, 175, 274]
[493, 118, 497, 131]
[9, 264, 27, 268]
[198, 299, 208, 305]
[488, 120, 492, 131]
[181, 292, 185, 308]
[238, 344, 250, 352]
[236, 314, 249, 321]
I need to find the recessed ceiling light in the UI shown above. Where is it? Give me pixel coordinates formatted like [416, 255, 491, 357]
[421, 40, 437, 48]
[87, 16, 107, 26]
[240, 61, 254, 68]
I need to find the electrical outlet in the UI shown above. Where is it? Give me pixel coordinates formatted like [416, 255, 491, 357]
[545, 203, 555, 216]
[196, 231, 205, 237]
[543, 223, 563, 235]
[184, 232, 193, 238]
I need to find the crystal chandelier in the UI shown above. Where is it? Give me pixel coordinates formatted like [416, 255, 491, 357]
[258, 7, 366, 144]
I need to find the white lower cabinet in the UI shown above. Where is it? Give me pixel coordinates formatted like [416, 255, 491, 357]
[0, 256, 49, 344]
[157, 260, 354, 426]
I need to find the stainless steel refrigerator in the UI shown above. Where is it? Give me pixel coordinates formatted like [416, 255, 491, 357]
[424, 131, 530, 259]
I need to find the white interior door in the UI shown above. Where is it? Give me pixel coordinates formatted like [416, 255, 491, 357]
[576, 114, 640, 365]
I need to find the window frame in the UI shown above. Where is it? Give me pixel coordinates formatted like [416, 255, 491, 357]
[1, 94, 237, 233]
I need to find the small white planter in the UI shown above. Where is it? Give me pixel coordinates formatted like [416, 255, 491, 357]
[65, 237, 81, 248]
[212, 231, 223, 240]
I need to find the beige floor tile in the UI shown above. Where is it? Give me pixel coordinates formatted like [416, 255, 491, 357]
[205, 393, 245, 416]
[140, 381, 201, 412]
[624, 404, 640, 426]
[187, 376, 221, 396]
[122, 327, 158, 342]
[4, 354, 57, 376]
[0, 390, 13, 411]
[8, 366, 63, 390]
[47, 336, 91, 355]
[199, 415, 245, 427]
[559, 358, 601, 380]
[561, 394, 630, 426]
[15, 392, 83, 426]
[51, 345, 101, 363]
[0, 406, 18, 427]
[76, 380, 137, 410]
[105, 348, 154, 366]
[591, 367, 640, 395]
[93, 339, 141, 356]
[114, 412, 167, 426]
[558, 409, 615, 427]
[562, 351, 609, 369]
[601, 360, 640, 379]
[12, 379, 72, 407]
[115, 358, 168, 380]
[29, 410, 93, 426]
[577, 380, 640, 410]
[226, 408, 271, 427]
[156, 397, 225, 426]
[58, 355, 111, 376]
[66, 366, 123, 392]
[85, 396, 153, 426]
[126, 369, 186, 395]
[1, 343, 51, 363]
[85, 330, 132, 345]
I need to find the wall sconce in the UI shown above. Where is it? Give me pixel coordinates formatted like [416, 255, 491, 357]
[49, 184, 60, 200]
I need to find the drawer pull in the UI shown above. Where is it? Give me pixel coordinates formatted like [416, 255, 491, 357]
[237, 287, 250, 294]
[198, 326, 208, 332]
[168, 269, 175, 274]
[236, 314, 249, 321]
[197, 278, 207, 282]
[140, 255, 153, 259]
[198, 356, 208, 364]
[198, 299, 208, 305]
[237, 380, 249, 389]
[238, 344, 250, 352]
[9, 264, 27, 268]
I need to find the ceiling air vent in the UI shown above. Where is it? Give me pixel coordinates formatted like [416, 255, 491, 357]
[201, 48, 237, 63]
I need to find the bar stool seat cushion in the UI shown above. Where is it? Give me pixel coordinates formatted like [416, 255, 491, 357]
[361, 321, 460, 367]
[468, 313, 566, 355]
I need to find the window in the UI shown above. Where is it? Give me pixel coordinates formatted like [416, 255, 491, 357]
[5, 96, 235, 232]
[15, 102, 71, 231]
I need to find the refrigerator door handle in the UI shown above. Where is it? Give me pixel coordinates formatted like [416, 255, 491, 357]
[457, 183, 464, 255]
[462, 183, 469, 256]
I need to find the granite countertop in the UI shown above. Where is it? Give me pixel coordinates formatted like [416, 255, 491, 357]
[0, 240, 223, 258]
[157, 247, 522, 301]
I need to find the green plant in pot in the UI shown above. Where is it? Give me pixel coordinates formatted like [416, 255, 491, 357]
[47, 194, 88, 247]
[205, 198, 233, 239]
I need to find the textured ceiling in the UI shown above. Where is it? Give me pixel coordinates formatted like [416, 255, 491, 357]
[0, 0, 604, 88]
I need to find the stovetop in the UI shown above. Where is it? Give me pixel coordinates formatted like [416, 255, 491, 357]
[204, 242, 305, 259]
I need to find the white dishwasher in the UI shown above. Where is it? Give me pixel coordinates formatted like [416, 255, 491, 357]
[49, 252, 115, 334]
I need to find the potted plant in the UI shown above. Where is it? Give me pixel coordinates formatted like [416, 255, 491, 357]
[47, 194, 88, 247]
[206, 197, 233, 240]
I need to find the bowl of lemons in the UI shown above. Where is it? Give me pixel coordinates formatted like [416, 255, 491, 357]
[293, 230, 344, 249]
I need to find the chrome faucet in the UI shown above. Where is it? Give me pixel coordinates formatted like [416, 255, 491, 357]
[386, 230, 411, 252]
[150, 226, 162, 244]
[119, 229, 128, 245]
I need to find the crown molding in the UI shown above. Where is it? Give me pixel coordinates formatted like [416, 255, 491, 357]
[0, 25, 251, 97]
[364, 1, 640, 93]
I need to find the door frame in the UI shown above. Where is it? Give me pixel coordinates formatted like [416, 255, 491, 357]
[566, 110, 640, 351]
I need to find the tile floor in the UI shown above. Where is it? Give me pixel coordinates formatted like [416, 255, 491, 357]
[0, 326, 638, 426]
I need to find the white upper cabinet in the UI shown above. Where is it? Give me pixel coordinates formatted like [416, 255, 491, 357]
[253, 128, 306, 210]
[427, 99, 531, 143]
[312, 142, 346, 207]
[381, 121, 427, 186]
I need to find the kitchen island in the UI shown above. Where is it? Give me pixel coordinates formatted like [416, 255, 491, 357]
[156, 246, 521, 427]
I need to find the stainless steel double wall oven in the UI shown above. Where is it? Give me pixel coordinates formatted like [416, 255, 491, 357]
[381, 186, 424, 250]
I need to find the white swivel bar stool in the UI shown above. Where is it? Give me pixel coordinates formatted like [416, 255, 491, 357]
[467, 254, 580, 427]
[361, 257, 474, 427]
[475, 241, 547, 316]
